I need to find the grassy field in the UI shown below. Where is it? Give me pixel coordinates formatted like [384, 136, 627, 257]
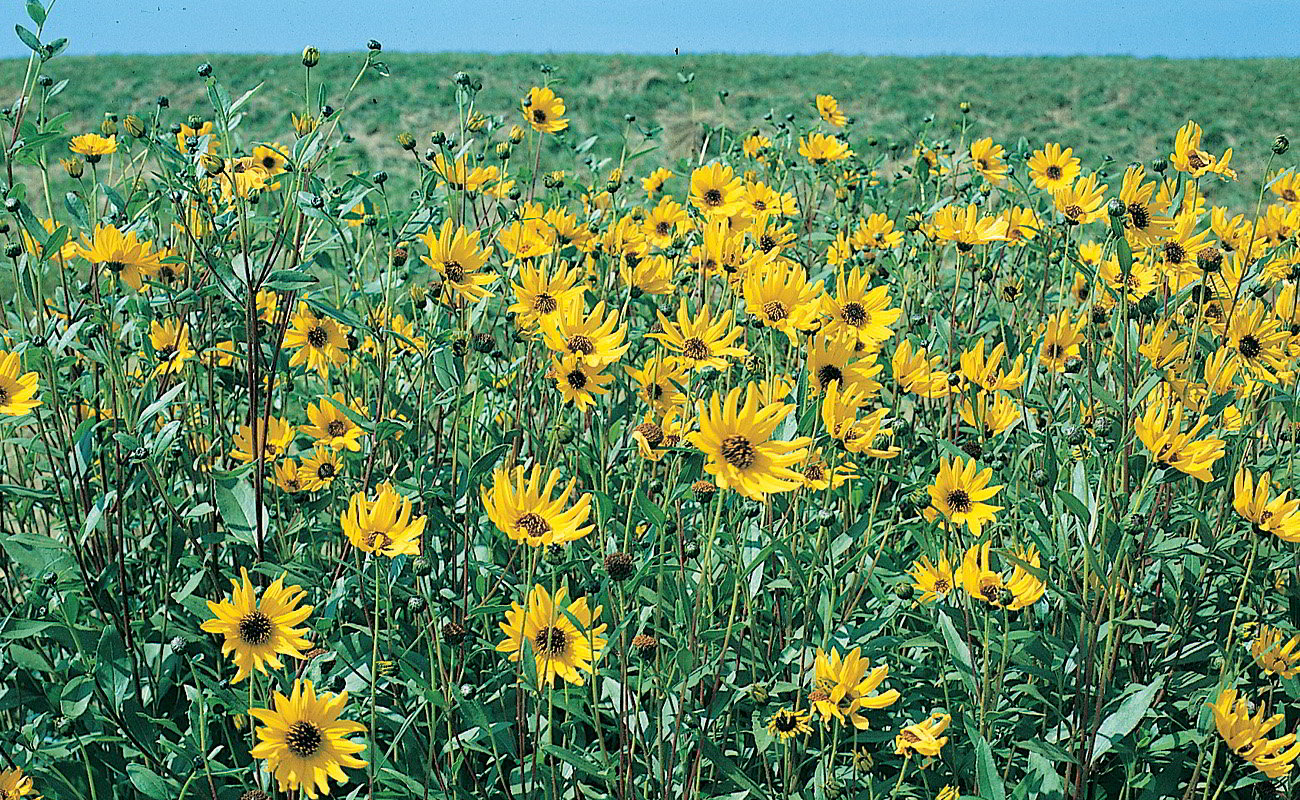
[2, 52, 1294, 205]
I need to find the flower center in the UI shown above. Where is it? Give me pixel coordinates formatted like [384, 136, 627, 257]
[567, 335, 595, 355]
[326, 420, 346, 437]
[516, 512, 551, 539]
[307, 326, 328, 348]
[703, 189, 723, 207]
[285, 720, 324, 758]
[316, 462, 335, 479]
[635, 422, 665, 447]
[534, 625, 569, 656]
[1045, 165, 1062, 180]
[443, 260, 465, 283]
[238, 612, 273, 645]
[841, 302, 868, 326]
[1239, 334, 1262, 359]
[763, 301, 788, 322]
[1162, 241, 1186, 265]
[720, 434, 757, 469]
[946, 489, 972, 514]
[816, 364, 843, 389]
[565, 369, 587, 389]
[533, 292, 558, 313]
[1127, 203, 1151, 229]
[681, 337, 710, 361]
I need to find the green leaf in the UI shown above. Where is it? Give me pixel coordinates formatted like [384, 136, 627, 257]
[26, 1, 46, 26]
[698, 738, 765, 796]
[15, 25, 41, 52]
[214, 477, 261, 546]
[126, 764, 173, 799]
[265, 269, 318, 291]
[974, 728, 1007, 800]
[938, 610, 977, 698]
[1091, 677, 1164, 763]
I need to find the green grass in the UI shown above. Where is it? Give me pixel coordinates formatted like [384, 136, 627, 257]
[2, 52, 1294, 206]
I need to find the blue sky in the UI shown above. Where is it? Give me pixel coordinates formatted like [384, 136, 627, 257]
[3, 0, 1297, 59]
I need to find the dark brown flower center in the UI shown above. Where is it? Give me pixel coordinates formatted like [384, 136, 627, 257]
[516, 512, 551, 539]
[532, 108, 547, 124]
[1162, 241, 1186, 265]
[316, 462, 335, 479]
[327, 420, 346, 437]
[565, 369, 587, 389]
[567, 335, 595, 355]
[841, 302, 868, 327]
[720, 434, 757, 469]
[1239, 334, 1262, 359]
[635, 422, 665, 448]
[1128, 203, 1151, 230]
[285, 720, 324, 757]
[946, 489, 972, 514]
[763, 301, 788, 322]
[681, 337, 710, 361]
[534, 625, 568, 655]
[307, 326, 328, 348]
[1045, 165, 1062, 180]
[443, 260, 465, 283]
[533, 293, 558, 313]
[816, 364, 843, 389]
[703, 189, 723, 207]
[238, 612, 273, 645]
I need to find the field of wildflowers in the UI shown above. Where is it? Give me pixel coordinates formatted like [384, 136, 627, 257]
[2, 5, 1300, 799]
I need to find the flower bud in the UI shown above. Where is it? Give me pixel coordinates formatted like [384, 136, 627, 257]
[123, 114, 146, 138]
[301, 46, 320, 68]
[396, 131, 415, 150]
[1273, 135, 1289, 156]
[60, 157, 83, 178]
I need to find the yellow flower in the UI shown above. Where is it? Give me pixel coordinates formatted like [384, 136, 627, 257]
[0, 766, 39, 799]
[625, 356, 689, 415]
[1172, 121, 1233, 180]
[768, 707, 813, 740]
[284, 305, 350, 379]
[1207, 688, 1300, 779]
[908, 553, 955, 604]
[743, 258, 824, 345]
[521, 86, 568, 133]
[894, 712, 951, 758]
[642, 166, 673, 195]
[892, 339, 951, 398]
[798, 132, 852, 164]
[688, 383, 811, 501]
[1027, 142, 1080, 192]
[148, 318, 195, 378]
[815, 94, 847, 127]
[497, 584, 606, 685]
[1039, 308, 1086, 372]
[927, 457, 1003, 537]
[230, 416, 295, 464]
[340, 483, 426, 557]
[77, 224, 162, 290]
[1134, 397, 1225, 482]
[482, 464, 594, 547]
[1053, 172, 1108, 226]
[541, 300, 629, 368]
[689, 162, 745, 218]
[249, 678, 367, 799]
[419, 219, 495, 305]
[1138, 320, 1188, 371]
[0, 349, 41, 416]
[959, 391, 1020, 438]
[1233, 469, 1300, 541]
[549, 352, 613, 410]
[1250, 624, 1300, 679]
[960, 337, 1025, 392]
[69, 132, 117, 161]
[821, 268, 902, 350]
[933, 204, 1009, 251]
[969, 137, 1008, 185]
[808, 646, 900, 730]
[650, 300, 748, 371]
[956, 541, 1046, 610]
[201, 568, 313, 684]
[298, 447, 342, 491]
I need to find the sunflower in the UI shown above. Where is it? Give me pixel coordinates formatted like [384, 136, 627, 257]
[1027, 142, 1080, 193]
[797, 449, 858, 491]
[482, 464, 594, 547]
[959, 337, 1025, 392]
[768, 707, 813, 740]
[1099, 253, 1158, 302]
[1118, 165, 1174, 248]
[1138, 320, 1189, 370]
[0, 349, 41, 416]
[808, 646, 900, 730]
[643, 196, 691, 247]
[1233, 469, 1300, 541]
[959, 391, 1020, 438]
[201, 567, 313, 683]
[77, 224, 162, 290]
[1053, 172, 1108, 226]
[1134, 396, 1225, 482]
[284, 306, 350, 379]
[891, 339, 951, 398]
[798, 133, 852, 165]
[1250, 625, 1300, 679]
[743, 259, 823, 344]
[0, 767, 37, 799]
[969, 137, 1008, 185]
[549, 352, 613, 410]
[806, 331, 889, 398]
[926, 456, 1003, 536]
[540, 300, 629, 368]
[689, 162, 745, 218]
[742, 134, 772, 160]
[620, 253, 676, 296]
[230, 416, 296, 464]
[650, 300, 748, 371]
[1207, 689, 1300, 779]
[272, 459, 305, 493]
[632, 407, 686, 462]
[521, 86, 568, 133]
[148, 318, 194, 378]
[815, 94, 847, 127]
[958, 542, 1046, 610]
[850, 212, 904, 251]
[497, 584, 607, 686]
[1039, 308, 1086, 372]
[1155, 214, 1213, 286]
[1001, 206, 1041, 246]
[1171, 121, 1231, 179]
[689, 383, 811, 501]
[908, 554, 955, 604]
[68, 132, 117, 162]
[1224, 300, 1289, 382]
[251, 143, 290, 175]
[625, 356, 689, 414]
[249, 678, 367, 799]
[820, 268, 902, 349]
[642, 166, 673, 195]
[932, 204, 1009, 251]
[302, 393, 365, 451]
[340, 483, 426, 557]
[299, 447, 342, 492]
[419, 219, 495, 305]
[894, 712, 951, 758]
